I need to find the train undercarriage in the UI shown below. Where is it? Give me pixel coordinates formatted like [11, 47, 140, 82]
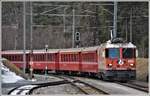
[31, 68, 136, 82]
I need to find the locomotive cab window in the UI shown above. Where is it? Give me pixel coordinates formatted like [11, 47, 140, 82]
[123, 48, 135, 58]
[105, 48, 120, 59]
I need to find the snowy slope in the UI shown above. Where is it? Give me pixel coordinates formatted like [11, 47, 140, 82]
[1, 63, 24, 83]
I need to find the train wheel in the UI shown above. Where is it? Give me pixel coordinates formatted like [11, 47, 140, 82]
[120, 80, 127, 83]
[101, 73, 107, 80]
[97, 73, 101, 79]
[80, 72, 84, 77]
[71, 71, 77, 76]
[101, 73, 104, 80]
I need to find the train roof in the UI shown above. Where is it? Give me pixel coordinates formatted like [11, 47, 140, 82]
[2, 50, 30, 54]
[2, 46, 100, 54]
[103, 40, 136, 48]
[2, 49, 59, 54]
[81, 46, 99, 52]
[1, 42, 136, 54]
[58, 46, 99, 52]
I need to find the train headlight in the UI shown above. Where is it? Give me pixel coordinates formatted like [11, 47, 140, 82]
[130, 63, 134, 66]
[108, 63, 112, 67]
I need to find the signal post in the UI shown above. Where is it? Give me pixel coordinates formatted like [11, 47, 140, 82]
[75, 32, 80, 48]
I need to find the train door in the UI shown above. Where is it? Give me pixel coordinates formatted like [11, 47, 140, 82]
[55, 52, 59, 72]
[79, 52, 82, 73]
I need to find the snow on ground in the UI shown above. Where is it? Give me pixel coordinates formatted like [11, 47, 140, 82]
[1, 63, 24, 83]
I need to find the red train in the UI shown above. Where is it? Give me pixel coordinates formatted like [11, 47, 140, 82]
[2, 39, 137, 81]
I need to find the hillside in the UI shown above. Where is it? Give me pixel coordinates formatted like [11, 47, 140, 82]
[2, 2, 148, 58]
[136, 58, 148, 82]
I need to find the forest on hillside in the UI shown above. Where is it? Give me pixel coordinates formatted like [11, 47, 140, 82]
[2, 2, 148, 57]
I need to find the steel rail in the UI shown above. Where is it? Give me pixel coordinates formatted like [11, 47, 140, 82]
[55, 75, 109, 94]
[116, 82, 148, 93]
[8, 80, 70, 95]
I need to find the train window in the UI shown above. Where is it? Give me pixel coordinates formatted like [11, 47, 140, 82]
[48, 54, 54, 61]
[68, 54, 71, 62]
[15, 55, 17, 61]
[40, 54, 42, 61]
[72, 55, 74, 61]
[17, 55, 20, 61]
[43, 54, 45, 61]
[37, 54, 39, 61]
[123, 48, 135, 58]
[62, 54, 64, 61]
[8, 55, 11, 60]
[36, 55, 38, 61]
[105, 49, 108, 58]
[42, 54, 44, 61]
[63, 54, 65, 61]
[71, 54, 72, 61]
[14, 55, 16, 61]
[34, 54, 38, 61]
[12, 55, 14, 61]
[7, 55, 9, 60]
[69, 54, 71, 61]
[64, 54, 66, 61]
[67, 54, 69, 61]
[64, 54, 67, 61]
[10, 55, 12, 61]
[36, 54, 38, 61]
[17, 55, 19, 61]
[106, 48, 120, 59]
[68, 54, 70, 61]
[82, 52, 96, 62]
[65, 54, 67, 61]
[10, 55, 13, 60]
[48, 54, 50, 61]
[72, 54, 78, 61]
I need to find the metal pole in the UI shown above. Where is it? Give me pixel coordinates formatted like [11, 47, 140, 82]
[113, 1, 117, 38]
[72, 9, 75, 48]
[23, 2, 26, 74]
[130, 8, 132, 42]
[45, 45, 48, 80]
[63, 7, 66, 33]
[126, 18, 128, 41]
[110, 30, 113, 40]
[30, 2, 33, 79]
[14, 35, 17, 50]
[30, 2, 33, 52]
[63, 7, 66, 47]
[0, 1, 2, 95]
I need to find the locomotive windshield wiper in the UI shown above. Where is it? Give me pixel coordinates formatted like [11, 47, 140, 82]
[123, 48, 127, 54]
[123, 48, 133, 58]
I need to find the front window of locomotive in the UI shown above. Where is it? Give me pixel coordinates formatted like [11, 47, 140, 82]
[123, 48, 136, 67]
[123, 48, 135, 58]
[105, 48, 120, 68]
[106, 48, 120, 59]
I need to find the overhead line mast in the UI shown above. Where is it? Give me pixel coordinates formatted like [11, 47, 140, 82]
[113, 1, 117, 38]
[23, 2, 26, 74]
[30, 2, 33, 53]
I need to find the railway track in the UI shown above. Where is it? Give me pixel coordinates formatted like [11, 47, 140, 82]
[9, 73, 147, 95]
[8, 80, 70, 95]
[117, 81, 148, 92]
[55, 75, 109, 94]
[61, 74, 148, 93]
[8, 74, 109, 95]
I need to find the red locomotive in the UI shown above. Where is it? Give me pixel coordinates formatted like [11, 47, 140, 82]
[2, 38, 137, 81]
